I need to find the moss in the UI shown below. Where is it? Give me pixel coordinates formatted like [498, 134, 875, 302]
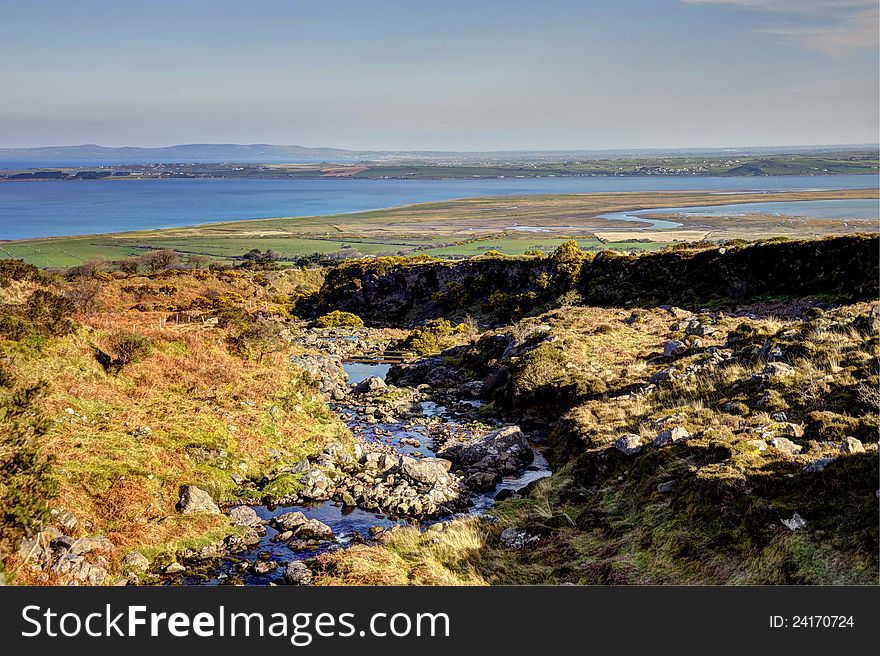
[261, 473, 304, 498]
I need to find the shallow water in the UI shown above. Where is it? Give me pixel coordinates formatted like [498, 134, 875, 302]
[1, 174, 875, 239]
[599, 198, 879, 228]
[191, 362, 549, 585]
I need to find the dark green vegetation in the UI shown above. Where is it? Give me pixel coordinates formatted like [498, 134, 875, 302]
[313, 235, 880, 327]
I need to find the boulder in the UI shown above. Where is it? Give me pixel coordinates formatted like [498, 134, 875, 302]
[228, 505, 262, 527]
[284, 561, 313, 585]
[299, 469, 333, 500]
[654, 427, 691, 446]
[176, 485, 221, 515]
[752, 362, 796, 384]
[400, 456, 452, 486]
[614, 433, 642, 455]
[840, 437, 865, 454]
[649, 367, 677, 385]
[120, 551, 150, 572]
[440, 425, 533, 472]
[656, 480, 677, 493]
[769, 437, 803, 456]
[354, 376, 386, 394]
[363, 451, 397, 472]
[500, 528, 529, 549]
[270, 512, 334, 541]
[782, 513, 807, 531]
[663, 340, 686, 357]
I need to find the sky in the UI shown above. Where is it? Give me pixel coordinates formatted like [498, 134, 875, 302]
[0, 0, 877, 150]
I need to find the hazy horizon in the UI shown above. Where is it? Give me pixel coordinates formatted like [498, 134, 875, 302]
[2, 0, 878, 150]
[2, 141, 878, 153]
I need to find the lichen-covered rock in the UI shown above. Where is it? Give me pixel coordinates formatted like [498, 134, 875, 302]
[284, 560, 313, 585]
[176, 485, 221, 515]
[614, 433, 642, 455]
[228, 505, 262, 527]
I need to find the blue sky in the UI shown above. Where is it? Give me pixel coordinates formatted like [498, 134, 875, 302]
[0, 0, 877, 149]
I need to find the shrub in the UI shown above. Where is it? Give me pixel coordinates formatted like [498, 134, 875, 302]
[65, 279, 102, 315]
[107, 331, 152, 367]
[229, 318, 288, 362]
[65, 257, 108, 281]
[138, 249, 180, 273]
[116, 257, 140, 275]
[395, 318, 457, 355]
[7, 290, 82, 340]
[0, 382, 57, 575]
[0, 259, 44, 288]
[188, 255, 212, 270]
[211, 291, 246, 309]
[315, 311, 364, 328]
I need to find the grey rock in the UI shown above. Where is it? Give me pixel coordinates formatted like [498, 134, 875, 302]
[354, 376, 386, 394]
[840, 437, 865, 454]
[649, 367, 678, 385]
[752, 362, 796, 384]
[656, 480, 677, 493]
[500, 528, 528, 549]
[228, 505, 262, 527]
[663, 340, 686, 357]
[270, 512, 334, 541]
[400, 456, 452, 486]
[176, 485, 221, 515]
[654, 426, 691, 446]
[614, 433, 642, 455]
[252, 560, 277, 575]
[284, 561, 313, 585]
[120, 551, 150, 572]
[782, 513, 807, 531]
[769, 437, 803, 456]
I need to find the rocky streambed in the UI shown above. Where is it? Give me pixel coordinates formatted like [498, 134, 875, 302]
[177, 358, 550, 586]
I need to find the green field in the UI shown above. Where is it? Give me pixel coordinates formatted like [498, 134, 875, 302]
[3, 187, 875, 268]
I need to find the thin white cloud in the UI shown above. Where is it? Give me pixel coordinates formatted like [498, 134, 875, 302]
[680, 0, 874, 10]
[762, 7, 878, 56]
[680, 0, 879, 55]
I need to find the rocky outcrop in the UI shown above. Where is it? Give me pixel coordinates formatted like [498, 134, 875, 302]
[270, 512, 335, 541]
[290, 354, 348, 400]
[438, 425, 534, 489]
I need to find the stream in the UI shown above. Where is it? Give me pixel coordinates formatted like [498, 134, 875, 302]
[185, 362, 551, 585]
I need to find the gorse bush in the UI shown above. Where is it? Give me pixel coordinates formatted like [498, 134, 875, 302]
[0, 259, 45, 288]
[107, 331, 153, 367]
[394, 318, 469, 355]
[0, 290, 77, 341]
[315, 310, 364, 328]
[0, 381, 57, 576]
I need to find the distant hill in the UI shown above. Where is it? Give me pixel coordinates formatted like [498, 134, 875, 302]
[0, 143, 876, 167]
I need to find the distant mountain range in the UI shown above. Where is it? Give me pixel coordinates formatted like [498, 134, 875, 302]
[0, 142, 876, 167]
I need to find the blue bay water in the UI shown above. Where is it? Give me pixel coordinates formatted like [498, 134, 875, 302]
[0, 174, 877, 240]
